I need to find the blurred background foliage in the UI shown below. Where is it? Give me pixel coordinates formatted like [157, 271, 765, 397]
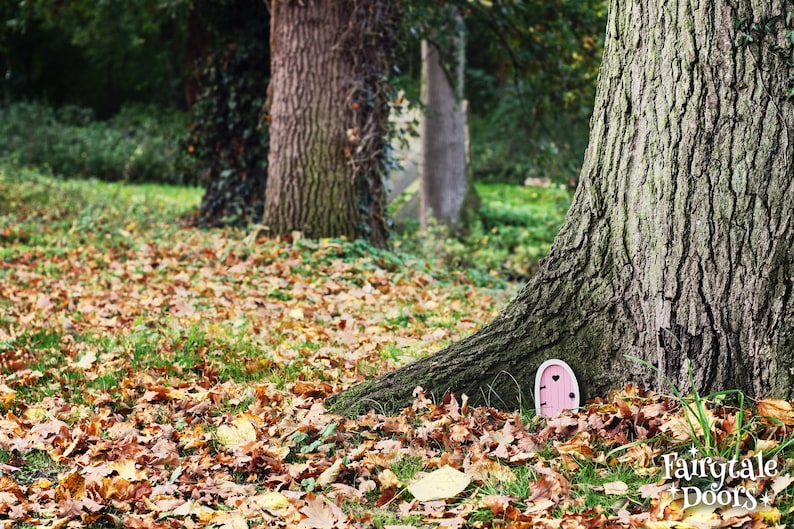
[0, 0, 606, 277]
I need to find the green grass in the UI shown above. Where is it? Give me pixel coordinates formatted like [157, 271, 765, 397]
[390, 455, 424, 482]
[14, 450, 67, 485]
[393, 181, 572, 278]
[564, 461, 658, 514]
[0, 163, 201, 258]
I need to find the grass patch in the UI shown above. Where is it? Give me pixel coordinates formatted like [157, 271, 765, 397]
[393, 182, 571, 279]
[14, 450, 67, 486]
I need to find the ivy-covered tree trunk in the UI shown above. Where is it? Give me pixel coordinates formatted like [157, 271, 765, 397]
[189, 0, 270, 227]
[263, 0, 391, 246]
[328, 0, 794, 415]
[420, 14, 478, 231]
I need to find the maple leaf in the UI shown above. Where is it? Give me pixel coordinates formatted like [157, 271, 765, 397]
[55, 471, 85, 502]
[317, 458, 346, 488]
[299, 495, 343, 529]
[108, 459, 147, 481]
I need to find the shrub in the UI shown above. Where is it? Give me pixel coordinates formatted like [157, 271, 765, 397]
[0, 101, 195, 184]
[392, 183, 572, 279]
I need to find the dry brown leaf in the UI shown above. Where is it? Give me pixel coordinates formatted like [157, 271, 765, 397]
[299, 495, 343, 529]
[170, 500, 217, 522]
[466, 460, 516, 484]
[479, 494, 512, 515]
[55, 471, 85, 502]
[758, 399, 794, 426]
[602, 480, 629, 495]
[528, 475, 563, 503]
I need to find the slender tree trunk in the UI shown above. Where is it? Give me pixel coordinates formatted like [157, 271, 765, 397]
[420, 15, 478, 230]
[328, 0, 794, 415]
[264, 0, 391, 246]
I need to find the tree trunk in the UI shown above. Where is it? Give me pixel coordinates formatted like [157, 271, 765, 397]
[327, 0, 794, 415]
[264, 0, 391, 246]
[420, 15, 478, 231]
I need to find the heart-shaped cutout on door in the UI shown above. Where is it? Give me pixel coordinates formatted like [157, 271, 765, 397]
[552, 375, 560, 381]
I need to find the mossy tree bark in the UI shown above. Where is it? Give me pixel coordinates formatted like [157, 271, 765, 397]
[327, 0, 794, 415]
[263, 0, 392, 246]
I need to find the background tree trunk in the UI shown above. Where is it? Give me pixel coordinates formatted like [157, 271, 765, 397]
[264, 0, 391, 246]
[189, 0, 270, 227]
[420, 14, 478, 231]
[328, 0, 794, 415]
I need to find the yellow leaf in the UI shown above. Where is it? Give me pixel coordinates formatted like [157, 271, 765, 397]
[755, 508, 781, 524]
[252, 491, 290, 516]
[23, 407, 48, 421]
[407, 466, 470, 501]
[55, 471, 85, 501]
[216, 418, 257, 447]
[378, 468, 401, 489]
[108, 459, 147, 482]
[288, 308, 304, 320]
[0, 385, 16, 409]
[167, 388, 188, 400]
[317, 459, 346, 488]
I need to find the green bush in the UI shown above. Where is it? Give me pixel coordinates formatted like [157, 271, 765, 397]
[468, 85, 590, 187]
[393, 183, 572, 279]
[0, 101, 195, 184]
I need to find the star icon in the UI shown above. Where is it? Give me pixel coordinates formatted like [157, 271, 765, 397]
[760, 492, 773, 506]
[688, 445, 699, 457]
[668, 484, 679, 496]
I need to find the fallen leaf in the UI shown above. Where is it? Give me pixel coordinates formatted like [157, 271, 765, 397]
[55, 471, 85, 501]
[108, 459, 147, 482]
[73, 350, 97, 369]
[466, 460, 516, 484]
[317, 459, 346, 488]
[378, 468, 401, 489]
[252, 491, 290, 516]
[407, 466, 470, 501]
[216, 418, 257, 446]
[602, 480, 628, 495]
[299, 495, 343, 529]
[758, 399, 794, 426]
[771, 473, 794, 496]
[169, 500, 216, 521]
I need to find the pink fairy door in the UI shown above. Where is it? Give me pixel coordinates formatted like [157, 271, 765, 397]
[534, 359, 580, 417]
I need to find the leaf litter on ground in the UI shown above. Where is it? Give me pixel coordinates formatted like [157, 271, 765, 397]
[1, 168, 794, 528]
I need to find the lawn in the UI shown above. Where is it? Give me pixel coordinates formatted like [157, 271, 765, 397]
[1, 165, 793, 528]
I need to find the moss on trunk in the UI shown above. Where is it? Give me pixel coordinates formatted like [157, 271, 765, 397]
[327, 0, 794, 417]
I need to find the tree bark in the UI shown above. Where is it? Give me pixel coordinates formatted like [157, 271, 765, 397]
[264, 0, 391, 246]
[327, 0, 794, 415]
[420, 15, 478, 231]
